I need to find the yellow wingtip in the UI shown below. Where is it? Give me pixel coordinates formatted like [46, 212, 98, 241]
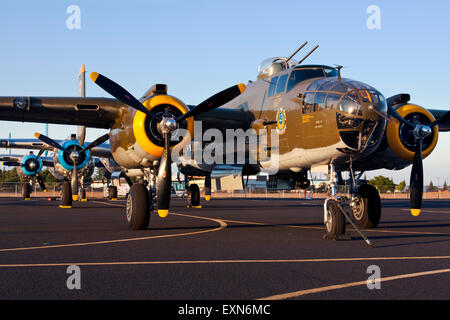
[90, 72, 99, 82]
[411, 209, 421, 217]
[158, 210, 169, 218]
[238, 83, 246, 94]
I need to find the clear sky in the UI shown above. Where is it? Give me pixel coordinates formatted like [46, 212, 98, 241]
[0, 0, 449, 185]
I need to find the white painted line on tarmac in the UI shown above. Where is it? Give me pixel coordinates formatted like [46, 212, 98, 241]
[258, 267, 450, 300]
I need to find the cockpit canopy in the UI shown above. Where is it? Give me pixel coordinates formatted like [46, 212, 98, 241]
[257, 57, 298, 80]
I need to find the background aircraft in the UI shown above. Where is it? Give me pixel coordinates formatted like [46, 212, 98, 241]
[0, 151, 53, 199]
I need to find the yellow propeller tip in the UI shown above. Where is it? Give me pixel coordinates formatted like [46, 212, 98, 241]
[205, 195, 211, 201]
[411, 209, 421, 217]
[72, 195, 78, 201]
[79, 64, 85, 74]
[158, 210, 169, 218]
[238, 83, 246, 94]
[90, 72, 99, 82]
[34, 133, 40, 138]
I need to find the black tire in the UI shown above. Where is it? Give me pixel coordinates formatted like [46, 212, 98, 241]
[79, 188, 86, 201]
[353, 184, 381, 229]
[325, 200, 346, 238]
[126, 183, 150, 230]
[22, 183, 31, 200]
[189, 184, 200, 207]
[60, 181, 72, 208]
[110, 186, 118, 200]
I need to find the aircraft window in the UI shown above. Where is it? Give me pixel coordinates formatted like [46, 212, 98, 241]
[276, 74, 289, 95]
[325, 93, 341, 110]
[314, 92, 327, 111]
[330, 82, 350, 93]
[302, 92, 315, 113]
[268, 76, 279, 97]
[286, 69, 325, 93]
[318, 80, 336, 91]
[307, 78, 329, 92]
[324, 68, 338, 77]
[338, 91, 362, 116]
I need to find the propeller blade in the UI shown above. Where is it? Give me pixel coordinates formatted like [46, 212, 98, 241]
[77, 126, 86, 145]
[70, 153, 79, 201]
[387, 105, 415, 129]
[156, 132, 172, 218]
[36, 149, 45, 159]
[82, 133, 110, 152]
[204, 174, 211, 201]
[90, 72, 161, 122]
[36, 175, 47, 192]
[430, 110, 450, 127]
[176, 84, 246, 123]
[410, 142, 423, 216]
[34, 133, 66, 152]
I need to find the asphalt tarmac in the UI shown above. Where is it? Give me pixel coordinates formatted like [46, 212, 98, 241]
[0, 197, 449, 300]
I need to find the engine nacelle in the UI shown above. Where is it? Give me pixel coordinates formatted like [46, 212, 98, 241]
[109, 94, 194, 169]
[52, 140, 93, 179]
[386, 104, 439, 162]
[20, 154, 42, 176]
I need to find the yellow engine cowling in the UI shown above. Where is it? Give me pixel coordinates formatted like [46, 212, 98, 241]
[386, 104, 439, 162]
[132, 95, 194, 158]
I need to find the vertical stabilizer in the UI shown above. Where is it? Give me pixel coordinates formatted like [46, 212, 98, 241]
[77, 64, 86, 145]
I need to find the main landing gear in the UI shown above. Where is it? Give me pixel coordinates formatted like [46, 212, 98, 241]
[124, 172, 208, 230]
[322, 164, 378, 247]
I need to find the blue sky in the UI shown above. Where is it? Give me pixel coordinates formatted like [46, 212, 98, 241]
[0, 0, 449, 185]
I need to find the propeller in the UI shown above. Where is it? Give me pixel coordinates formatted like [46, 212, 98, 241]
[387, 107, 450, 216]
[19, 151, 47, 192]
[34, 132, 111, 200]
[90, 72, 246, 216]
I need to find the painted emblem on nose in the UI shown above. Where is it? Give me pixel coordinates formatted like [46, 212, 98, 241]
[276, 108, 286, 134]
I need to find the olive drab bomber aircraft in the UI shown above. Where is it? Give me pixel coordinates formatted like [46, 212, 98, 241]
[0, 41, 449, 241]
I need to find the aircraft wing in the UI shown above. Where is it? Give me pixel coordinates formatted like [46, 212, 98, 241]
[0, 154, 23, 165]
[0, 97, 124, 129]
[0, 138, 112, 158]
[429, 109, 450, 132]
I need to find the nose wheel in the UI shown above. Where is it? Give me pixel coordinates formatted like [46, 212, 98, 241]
[350, 184, 381, 229]
[324, 199, 346, 239]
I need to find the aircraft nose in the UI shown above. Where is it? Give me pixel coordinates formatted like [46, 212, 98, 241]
[337, 90, 387, 151]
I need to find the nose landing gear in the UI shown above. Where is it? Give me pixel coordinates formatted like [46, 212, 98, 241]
[323, 164, 375, 247]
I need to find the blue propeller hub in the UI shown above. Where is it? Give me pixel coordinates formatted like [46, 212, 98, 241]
[21, 155, 43, 176]
[57, 140, 91, 171]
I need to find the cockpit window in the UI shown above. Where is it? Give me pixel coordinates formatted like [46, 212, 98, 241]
[324, 68, 338, 77]
[267, 76, 279, 97]
[286, 69, 325, 93]
[276, 74, 289, 95]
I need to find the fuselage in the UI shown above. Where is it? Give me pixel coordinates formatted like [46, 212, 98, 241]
[215, 64, 387, 173]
